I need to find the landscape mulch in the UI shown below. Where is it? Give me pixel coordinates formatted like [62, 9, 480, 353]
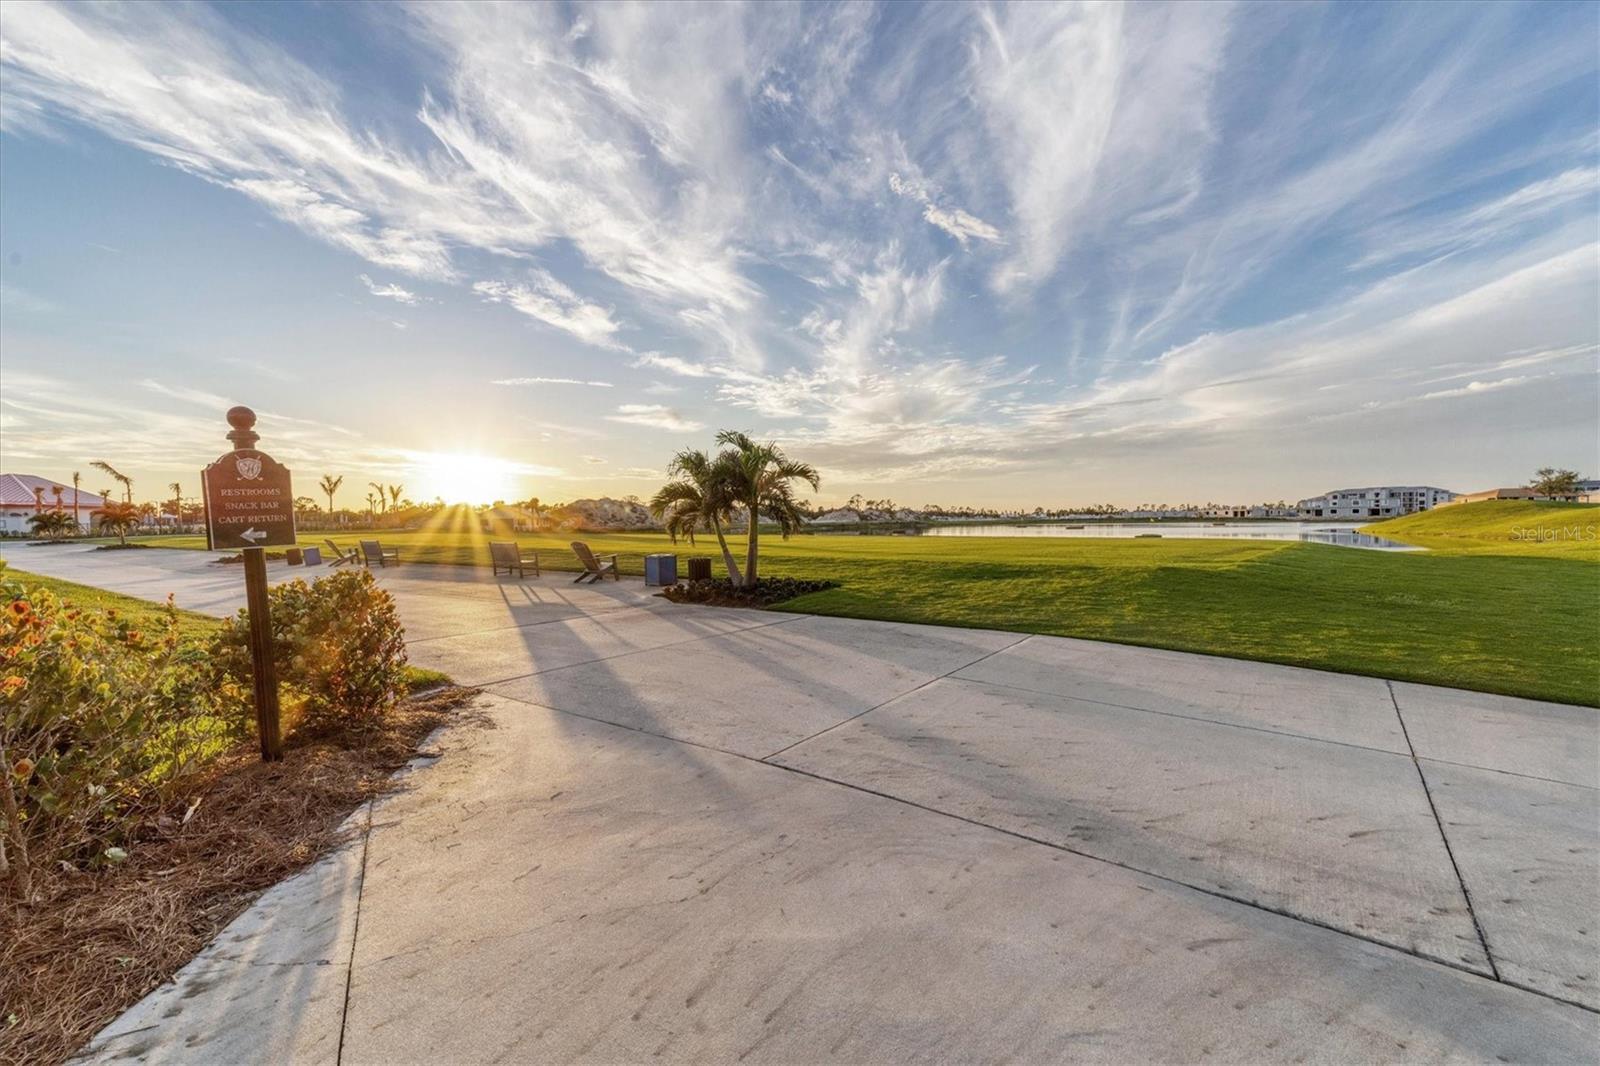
[0, 686, 481, 1066]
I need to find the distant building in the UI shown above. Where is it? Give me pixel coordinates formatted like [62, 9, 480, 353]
[1296, 486, 1455, 519]
[1441, 481, 1599, 506]
[0, 473, 111, 534]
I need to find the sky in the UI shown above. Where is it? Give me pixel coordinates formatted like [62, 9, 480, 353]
[1, 0, 1596, 510]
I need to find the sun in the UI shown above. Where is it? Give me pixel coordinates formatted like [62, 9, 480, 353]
[410, 452, 523, 505]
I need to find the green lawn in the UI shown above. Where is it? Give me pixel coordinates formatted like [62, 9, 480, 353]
[115, 501, 1600, 706]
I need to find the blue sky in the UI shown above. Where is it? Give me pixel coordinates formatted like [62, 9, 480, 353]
[1, 1, 1596, 508]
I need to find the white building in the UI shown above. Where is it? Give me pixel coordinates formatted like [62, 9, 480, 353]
[0, 473, 111, 534]
[1296, 485, 1455, 520]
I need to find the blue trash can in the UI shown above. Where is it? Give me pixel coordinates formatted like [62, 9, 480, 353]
[644, 553, 678, 586]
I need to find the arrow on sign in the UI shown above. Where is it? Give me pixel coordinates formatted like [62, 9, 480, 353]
[241, 527, 268, 544]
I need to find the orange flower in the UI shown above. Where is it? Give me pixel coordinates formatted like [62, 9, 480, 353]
[11, 757, 33, 779]
[2, 675, 27, 695]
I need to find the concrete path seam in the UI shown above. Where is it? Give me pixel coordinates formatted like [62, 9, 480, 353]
[1387, 680, 1502, 983]
[479, 686, 1596, 1015]
[950, 672, 1418, 759]
[951, 672, 1597, 790]
[758, 634, 1034, 761]
[335, 798, 377, 1066]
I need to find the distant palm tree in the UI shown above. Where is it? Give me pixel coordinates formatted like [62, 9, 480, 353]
[369, 481, 387, 514]
[91, 460, 134, 504]
[31, 485, 45, 513]
[387, 484, 404, 511]
[169, 482, 183, 526]
[715, 431, 819, 586]
[97, 501, 141, 547]
[319, 474, 343, 516]
[649, 448, 744, 584]
[72, 471, 82, 528]
[365, 492, 378, 519]
[50, 485, 64, 511]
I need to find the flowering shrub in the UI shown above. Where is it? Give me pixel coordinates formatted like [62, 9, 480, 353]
[1, 574, 244, 899]
[212, 569, 408, 737]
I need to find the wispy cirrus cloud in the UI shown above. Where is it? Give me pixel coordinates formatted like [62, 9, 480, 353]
[359, 274, 419, 304]
[493, 377, 614, 388]
[473, 272, 624, 349]
[605, 404, 704, 432]
[1, 1, 1594, 502]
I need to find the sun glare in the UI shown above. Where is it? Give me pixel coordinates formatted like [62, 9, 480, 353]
[410, 452, 523, 505]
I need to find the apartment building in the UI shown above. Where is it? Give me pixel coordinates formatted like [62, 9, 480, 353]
[1296, 485, 1455, 519]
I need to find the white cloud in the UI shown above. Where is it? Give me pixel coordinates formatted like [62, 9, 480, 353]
[1419, 375, 1537, 401]
[359, 274, 419, 304]
[605, 404, 704, 432]
[493, 377, 614, 388]
[474, 272, 624, 349]
[888, 172, 1001, 246]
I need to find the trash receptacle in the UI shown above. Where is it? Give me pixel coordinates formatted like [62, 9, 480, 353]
[686, 556, 712, 582]
[644, 554, 678, 586]
[285, 547, 304, 566]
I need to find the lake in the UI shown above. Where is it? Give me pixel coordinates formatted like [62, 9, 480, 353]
[912, 521, 1421, 551]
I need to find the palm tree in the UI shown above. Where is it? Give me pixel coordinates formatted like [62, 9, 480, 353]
[97, 501, 141, 547]
[713, 431, 819, 586]
[365, 492, 378, 520]
[387, 484, 404, 512]
[91, 460, 134, 504]
[650, 449, 743, 584]
[169, 482, 183, 527]
[319, 474, 344, 517]
[369, 481, 387, 514]
[50, 485, 64, 511]
[27, 510, 74, 541]
[72, 471, 82, 528]
[31, 485, 44, 513]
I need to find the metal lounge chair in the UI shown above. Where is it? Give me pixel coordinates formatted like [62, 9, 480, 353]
[570, 541, 619, 583]
[489, 541, 539, 577]
[360, 539, 400, 567]
[324, 539, 360, 567]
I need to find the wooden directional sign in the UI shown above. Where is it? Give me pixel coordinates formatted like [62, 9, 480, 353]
[202, 447, 297, 550]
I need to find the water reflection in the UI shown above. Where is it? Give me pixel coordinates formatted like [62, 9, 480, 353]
[903, 522, 1421, 551]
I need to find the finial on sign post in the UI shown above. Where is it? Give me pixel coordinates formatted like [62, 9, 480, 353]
[226, 406, 259, 451]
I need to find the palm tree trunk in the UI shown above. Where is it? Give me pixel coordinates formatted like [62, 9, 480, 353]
[744, 503, 759, 586]
[710, 514, 743, 585]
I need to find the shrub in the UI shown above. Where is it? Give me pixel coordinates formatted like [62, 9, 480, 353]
[1, 575, 245, 900]
[212, 569, 408, 738]
[661, 576, 838, 608]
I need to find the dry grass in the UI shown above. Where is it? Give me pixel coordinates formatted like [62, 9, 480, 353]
[0, 686, 481, 1066]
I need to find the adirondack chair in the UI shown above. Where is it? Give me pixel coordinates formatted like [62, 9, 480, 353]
[360, 539, 399, 567]
[324, 539, 360, 567]
[570, 542, 619, 583]
[489, 541, 539, 577]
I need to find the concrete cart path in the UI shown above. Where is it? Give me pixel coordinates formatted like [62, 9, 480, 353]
[6, 543, 1594, 1062]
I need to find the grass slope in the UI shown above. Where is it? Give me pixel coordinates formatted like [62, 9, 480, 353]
[1362, 499, 1600, 558]
[119, 506, 1600, 705]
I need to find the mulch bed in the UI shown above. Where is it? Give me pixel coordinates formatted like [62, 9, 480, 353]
[0, 686, 482, 1066]
[660, 576, 838, 608]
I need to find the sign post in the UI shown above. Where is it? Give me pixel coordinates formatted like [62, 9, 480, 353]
[203, 406, 297, 761]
